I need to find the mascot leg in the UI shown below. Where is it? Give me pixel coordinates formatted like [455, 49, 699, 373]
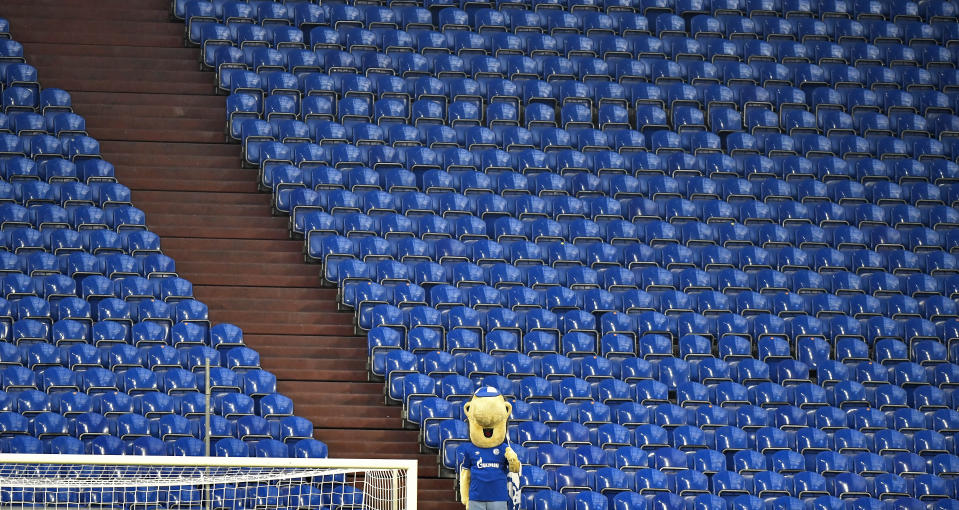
[467, 503, 508, 510]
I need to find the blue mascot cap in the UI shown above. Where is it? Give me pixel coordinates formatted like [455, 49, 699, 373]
[474, 386, 501, 398]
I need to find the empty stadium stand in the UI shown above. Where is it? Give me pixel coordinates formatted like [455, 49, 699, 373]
[11, 0, 959, 508]
[176, 0, 959, 506]
[0, 2, 337, 462]
[3, 1, 458, 508]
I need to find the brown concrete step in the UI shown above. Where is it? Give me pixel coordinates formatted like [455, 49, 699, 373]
[110, 152, 242, 169]
[164, 247, 306, 262]
[255, 338, 367, 352]
[34, 74, 212, 96]
[247, 338, 365, 352]
[84, 114, 224, 131]
[206, 303, 341, 315]
[151, 224, 292, 240]
[206, 308, 355, 324]
[22, 44, 199, 62]
[13, 30, 182, 49]
[244, 331, 364, 344]
[171, 250, 303, 266]
[28, 54, 201, 72]
[122, 167, 249, 181]
[254, 348, 368, 360]
[256, 349, 368, 362]
[170, 257, 314, 271]
[164, 254, 315, 269]
[138, 202, 274, 218]
[196, 286, 338, 301]
[420, 478, 459, 491]
[257, 353, 370, 367]
[271, 369, 374, 383]
[4, 1, 170, 21]
[320, 427, 421, 446]
[181, 264, 319, 280]
[282, 383, 385, 399]
[300, 404, 402, 422]
[254, 341, 366, 354]
[122, 179, 257, 193]
[202, 297, 339, 312]
[85, 113, 224, 132]
[175, 256, 315, 272]
[123, 172, 256, 193]
[305, 414, 406, 431]
[135, 190, 268, 205]
[14, 18, 179, 34]
[323, 441, 421, 457]
[102, 140, 239, 157]
[218, 322, 355, 337]
[86, 127, 225, 144]
[281, 392, 386, 407]
[257, 341, 366, 362]
[72, 90, 225, 108]
[163, 237, 301, 249]
[280, 381, 386, 395]
[147, 212, 287, 228]
[172, 262, 316, 280]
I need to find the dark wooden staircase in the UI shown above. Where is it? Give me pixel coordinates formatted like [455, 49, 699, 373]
[3, 1, 457, 507]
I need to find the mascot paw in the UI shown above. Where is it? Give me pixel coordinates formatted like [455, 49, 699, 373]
[504, 447, 521, 473]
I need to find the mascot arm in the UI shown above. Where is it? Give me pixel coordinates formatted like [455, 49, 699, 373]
[459, 467, 470, 508]
[504, 447, 520, 474]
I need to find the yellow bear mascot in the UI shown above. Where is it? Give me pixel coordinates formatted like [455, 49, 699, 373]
[457, 387, 521, 510]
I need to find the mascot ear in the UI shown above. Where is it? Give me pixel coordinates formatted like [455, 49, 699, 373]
[503, 400, 512, 417]
[463, 402, 471, 417]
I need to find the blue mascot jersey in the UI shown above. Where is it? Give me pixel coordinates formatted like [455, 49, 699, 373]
[457, 442, 509, 502]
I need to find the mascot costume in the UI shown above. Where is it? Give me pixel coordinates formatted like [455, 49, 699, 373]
[457, 387, 521, 510]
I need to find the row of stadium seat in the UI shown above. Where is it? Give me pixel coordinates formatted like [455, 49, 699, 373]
[365, 315, 959, 362]
[228, 95, 959, 139]
[200, 29, 959, 71]
[429, 406, 959, 468]
[344, 280, 959, 322]
[312, 234, 959, 281]
[179, 2, 959, 48]
[239, 125, 959, 170]
[270, 167, 959, 199]
[384, 343, 959, 389]
[230, 104, 959, 151]
[174, 0, 959, 28]
[219, 74, 959, 117]
[214, 56, 959, 96]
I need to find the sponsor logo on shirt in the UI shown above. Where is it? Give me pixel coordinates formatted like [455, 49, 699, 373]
[476, 460, 502, 469]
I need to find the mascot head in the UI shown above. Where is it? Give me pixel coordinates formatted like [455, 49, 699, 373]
[464, 386, 512, 448]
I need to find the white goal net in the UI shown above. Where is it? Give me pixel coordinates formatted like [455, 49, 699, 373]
[0, 454, 415, 510]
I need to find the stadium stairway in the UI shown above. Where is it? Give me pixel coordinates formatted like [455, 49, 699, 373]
[2, 0, 457, 507]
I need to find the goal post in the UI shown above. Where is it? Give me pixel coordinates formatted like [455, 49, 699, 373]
[0, 453, 416, 510]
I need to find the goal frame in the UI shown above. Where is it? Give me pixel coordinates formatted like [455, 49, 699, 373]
[0, 453, 417, 509]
